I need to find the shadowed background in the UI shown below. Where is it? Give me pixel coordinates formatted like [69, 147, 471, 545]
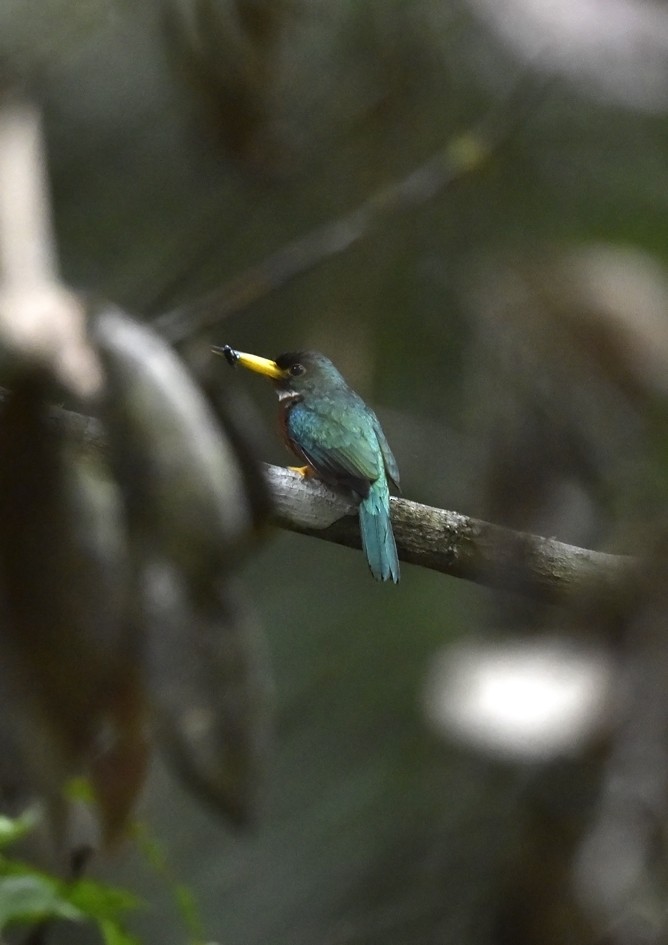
[4, 1, 668, 943]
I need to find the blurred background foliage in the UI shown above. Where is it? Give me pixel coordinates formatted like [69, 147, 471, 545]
[3, 0, 668, 943]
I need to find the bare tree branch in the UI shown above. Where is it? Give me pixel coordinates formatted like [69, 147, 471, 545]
[266, 465, 633, 601]
[36, 397, 632, 601]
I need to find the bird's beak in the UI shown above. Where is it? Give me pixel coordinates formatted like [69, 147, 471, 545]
[212, 345, 287, 380]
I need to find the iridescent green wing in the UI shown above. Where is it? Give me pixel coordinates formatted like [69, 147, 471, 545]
[287, 399, 381, 497]
[371, 412, 400, 489]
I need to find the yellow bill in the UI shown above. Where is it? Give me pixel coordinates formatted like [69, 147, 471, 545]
[211, 345, 287, 380]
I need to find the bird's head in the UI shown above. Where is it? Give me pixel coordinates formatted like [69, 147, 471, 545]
[213, 346, 349, 399]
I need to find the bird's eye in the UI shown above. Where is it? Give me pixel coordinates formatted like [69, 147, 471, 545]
[289, 363, 305, 377]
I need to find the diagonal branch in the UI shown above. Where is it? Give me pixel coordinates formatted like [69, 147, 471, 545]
[153, 74, 547, 344]
[41, 397, 633, 601]
[265, 465, 633, 601]
[152, 139, 485, 342]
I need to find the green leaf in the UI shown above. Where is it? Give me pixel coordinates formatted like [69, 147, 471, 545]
[64, 776, 96, 805]
[0, 809, 38, 850]
[68, 877, 140, 920]
[0, 812, 140, 942]
[99, 917, 142, 945]
[0, 874, 84, 927]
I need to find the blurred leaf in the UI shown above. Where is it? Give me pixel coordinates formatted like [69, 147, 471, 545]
[67, 877, 140, 920]
[133, 821, 206, 944]
[145, 569, 272, 825]
[0, 809, 38, 850]
[0, 873, 83, 926]
[65, 778, 96, 806]
[0, 833, 141, 939]
[92, 307, 260, 574]
[0, 373, 149, 864]
[98, 917, 142, 945]
[92, 308, 273, 824]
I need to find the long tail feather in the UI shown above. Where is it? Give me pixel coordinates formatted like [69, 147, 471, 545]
[358, 477, 399, 583]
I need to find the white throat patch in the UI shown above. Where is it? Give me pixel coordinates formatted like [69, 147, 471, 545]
[277, 390, 301, 404]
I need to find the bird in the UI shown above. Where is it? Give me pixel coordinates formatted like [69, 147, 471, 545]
[212, 345, 400, 583]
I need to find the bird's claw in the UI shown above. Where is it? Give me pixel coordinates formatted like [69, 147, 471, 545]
[288, 465, 313, 477]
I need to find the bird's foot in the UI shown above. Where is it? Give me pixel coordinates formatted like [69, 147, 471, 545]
[288, 465, 313, 477]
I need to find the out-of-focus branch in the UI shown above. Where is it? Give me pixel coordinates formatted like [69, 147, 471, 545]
[0, 96, 57, 287]
[153, 75, 546, 343]
[0, 93, 101, 398]
[153, 134, 485, 342]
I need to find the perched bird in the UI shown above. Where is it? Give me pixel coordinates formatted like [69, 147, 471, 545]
[213, 345, 400, 583]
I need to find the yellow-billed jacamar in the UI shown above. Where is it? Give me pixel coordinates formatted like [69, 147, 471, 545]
[213, 346, 400, 583]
